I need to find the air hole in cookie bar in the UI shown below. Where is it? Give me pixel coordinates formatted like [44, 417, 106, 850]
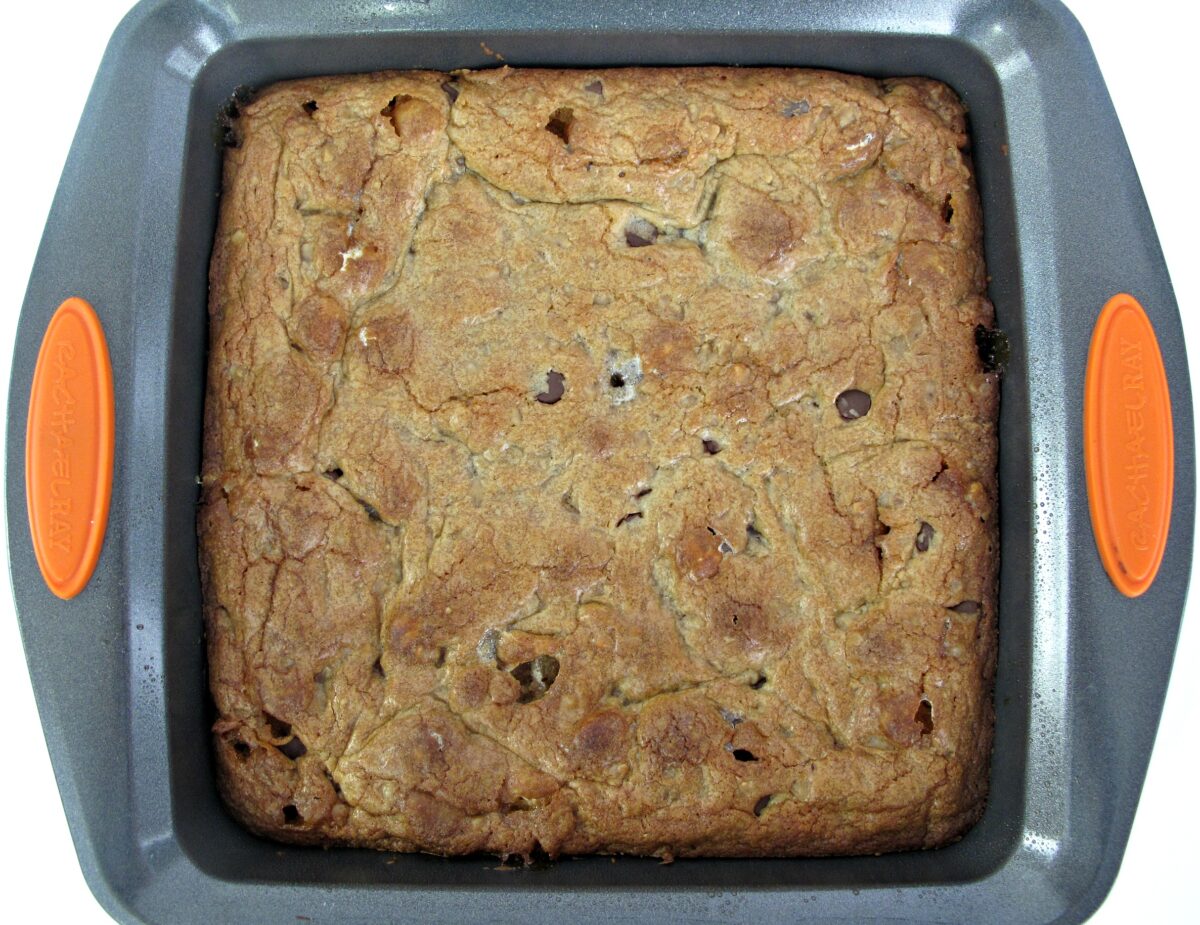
[511, 654, 560, 704]
[371, 657, 386, 678]
[915, 521, 934, 552]
[782, 99, 810, 117]
[835, 389, 872, 421]
[536, 370, 566, 404]
[753, 795, 774, 816]
[974, 324, 1010, 373]
[584, 79, 604, 95]
[732, 748, 759, 762]
[324, 467, 344, 480]
[746, 522, 765, 544]
[750, 672, 768, 690]
[526, 842, 555, 868]
[949, 600, 981, 615]
[720, 708, 744, 726]
[434, 646, 447, 668]
[616, 512, 644, 527]
[358, 499, 383, 522]
[561, 493, 580, 515]
[279, 736, 308, 760]
[282, 804, 303, 825]
[264, 713, 292, 740]
[380, 94, 415, 138]
[545, 107, 575, 143]
[440, 80, 459, 103]
[624, 218, 659, 248]
[232, 740, 251, 759]
[702, 438, 721, 455]
[609, 373, 626, 388]
[301, 100, 318, 115]
[635, 487, 653, 498]
[941, 194, 954, 223]
[915, 699, 934, 735]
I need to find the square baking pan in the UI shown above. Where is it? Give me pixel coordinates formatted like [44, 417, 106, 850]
[6, 1, 1193, 923]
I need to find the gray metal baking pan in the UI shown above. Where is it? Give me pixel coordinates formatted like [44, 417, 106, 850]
[6, 0, 1193, 922]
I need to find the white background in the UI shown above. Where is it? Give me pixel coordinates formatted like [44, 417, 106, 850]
[0, 1, 1194, 921]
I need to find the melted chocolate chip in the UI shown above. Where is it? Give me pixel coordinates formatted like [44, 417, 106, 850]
[949, 600, 981, 615]
[584, 79, 604, 95]
[702, 438, 721, 455]
[915, 521, 934, 553]
[625, 218, 659, 248]
[835, 389, 872, 420]
[536, 370, 566, 404]
[279, 736, 307, 759]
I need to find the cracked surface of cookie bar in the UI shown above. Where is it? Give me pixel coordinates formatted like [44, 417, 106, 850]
[200, 67, 998, 859]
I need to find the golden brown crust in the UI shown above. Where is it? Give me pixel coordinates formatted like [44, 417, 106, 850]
[200, 67, 998, 858]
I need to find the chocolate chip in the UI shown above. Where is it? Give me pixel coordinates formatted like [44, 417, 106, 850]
[282, 804, 302, 825]
[279, 736, 307, 759]
[914, 699, 934, 735]
[915, 521, 934, 552]
[536, 370, 566, 404]
[615, 512, 643, 527]
[702, 438, 721, 455]
[731, 748, 759, 762]
[512, 654, 560, 703]
[835, 389, 872, 420]
[974, 325, 1010, 373]
[949, 600, 981, 615]
[584, 79, 604, 95]
[440, 80, 459, 103]
[545, 107, 574, 143]
[782, 99, 810, 117]
[753, 795, 773, 816]
[624, 218, 659, 248]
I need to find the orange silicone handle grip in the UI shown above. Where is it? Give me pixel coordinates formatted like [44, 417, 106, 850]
[1084, 293, 1173, 597]
[25, 297, 114, 600]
